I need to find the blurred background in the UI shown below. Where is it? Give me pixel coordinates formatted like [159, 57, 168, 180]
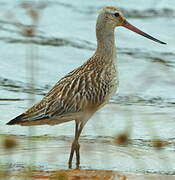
[0, 0, 175, 179]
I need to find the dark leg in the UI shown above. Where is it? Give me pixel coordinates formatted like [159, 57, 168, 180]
[75, 142, 80, 168]
[75, 123, 84, 169]
[68, 121, 79, 168]
[68, 121, 84, 169]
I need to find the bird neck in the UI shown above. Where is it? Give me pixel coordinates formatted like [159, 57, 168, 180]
[95, 24, 116, 60]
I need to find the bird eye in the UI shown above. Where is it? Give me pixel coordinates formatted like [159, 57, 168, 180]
[114, 12, 120, 17]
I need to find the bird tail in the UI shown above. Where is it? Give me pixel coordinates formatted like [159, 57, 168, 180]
[6, 114, 26, 125]
[6, 113, 73, 126]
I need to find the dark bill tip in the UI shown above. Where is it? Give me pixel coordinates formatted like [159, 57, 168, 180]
[122, 20, 167, 45]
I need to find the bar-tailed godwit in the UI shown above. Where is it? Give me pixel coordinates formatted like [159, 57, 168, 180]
[7, 6, 166, 168]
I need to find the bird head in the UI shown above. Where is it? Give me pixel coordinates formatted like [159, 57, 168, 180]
[97, 6, 166, 44]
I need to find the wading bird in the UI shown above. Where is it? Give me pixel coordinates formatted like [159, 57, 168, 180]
[7, 6, 166, 169]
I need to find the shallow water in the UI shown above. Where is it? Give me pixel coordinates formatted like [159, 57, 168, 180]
[0, 0, 175, 175]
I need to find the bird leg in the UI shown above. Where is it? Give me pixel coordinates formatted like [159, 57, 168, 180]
[68, 121, 84, 169]
[68, 121, 79, 168]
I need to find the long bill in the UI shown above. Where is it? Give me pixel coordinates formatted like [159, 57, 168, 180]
[122, 20, 166, 45]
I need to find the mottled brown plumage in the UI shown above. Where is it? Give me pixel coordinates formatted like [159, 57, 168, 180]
[11, 54, 117, 126]
[7, 6, 166, 169]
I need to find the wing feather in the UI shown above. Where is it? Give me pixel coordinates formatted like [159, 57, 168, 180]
[7, 56, 116, 125]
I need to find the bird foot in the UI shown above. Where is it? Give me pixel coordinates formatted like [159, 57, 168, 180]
[68, 140, 80, 169]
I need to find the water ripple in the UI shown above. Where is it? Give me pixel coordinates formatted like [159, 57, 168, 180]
[111, 95, 175, 108]
[0, 77, 48, 96]
[4, 134, 175, 149]
[119, 48, 175, 68]
[122, 8, 175, 18]
[54, 2, 175, 18]
[1, 77, 175, 108]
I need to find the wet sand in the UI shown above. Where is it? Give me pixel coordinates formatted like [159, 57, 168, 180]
[2, 169, 175, 180]
[0, 134, 175, 180]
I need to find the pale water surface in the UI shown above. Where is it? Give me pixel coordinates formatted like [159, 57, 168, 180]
[0, 0, 175, 174]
